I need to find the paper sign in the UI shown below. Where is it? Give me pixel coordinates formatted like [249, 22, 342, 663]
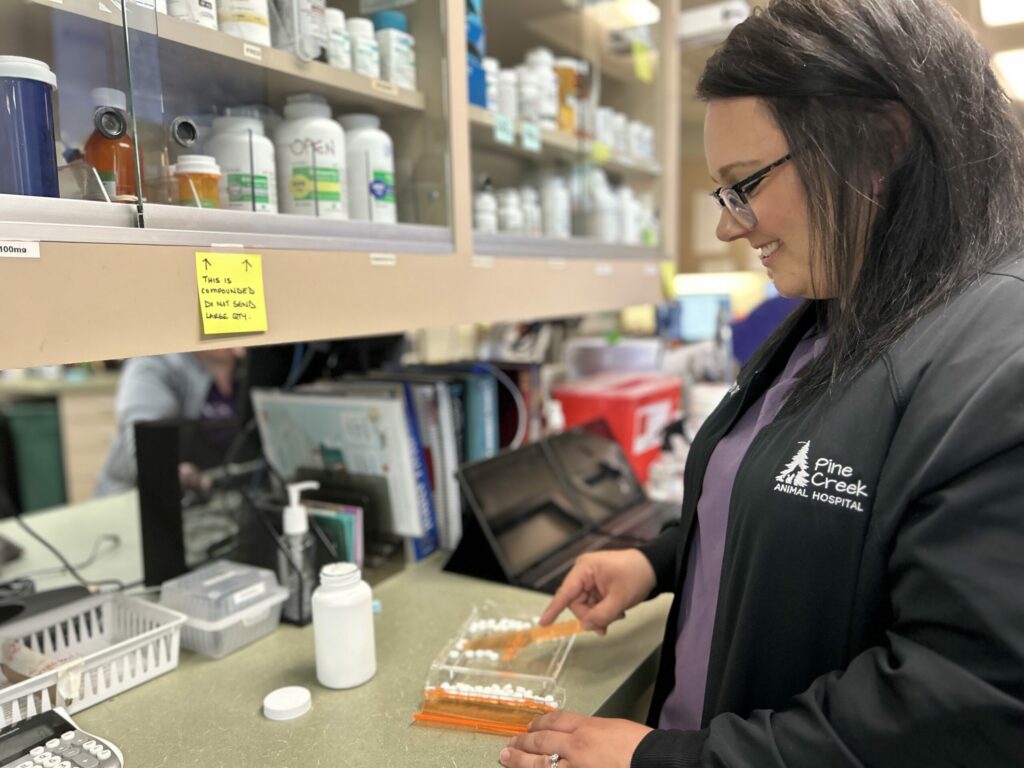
[590, 141, 612, 164]
[0, 241, 40, 259]
[494, 113, 516, 145]
[632, 40, 654, 84]
[521, 121, 542, 152]
[196, 252, 268, 335]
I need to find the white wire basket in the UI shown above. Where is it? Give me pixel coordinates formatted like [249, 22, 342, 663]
[0, 593, 186, 727]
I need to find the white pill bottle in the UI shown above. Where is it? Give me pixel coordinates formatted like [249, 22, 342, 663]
[338, 114, 396, 224]
[313, 563, 376, 689]
[205, 116, 278, 213]
[275, 93, 347, 218]
[218, 0, 271, 45]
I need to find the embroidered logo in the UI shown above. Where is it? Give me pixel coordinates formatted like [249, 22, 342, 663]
[773, 441, 870, 512]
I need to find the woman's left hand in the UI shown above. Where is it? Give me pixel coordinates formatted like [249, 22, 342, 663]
[499, 711, 653, 768]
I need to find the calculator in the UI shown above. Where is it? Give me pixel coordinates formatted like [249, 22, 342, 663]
[0, 708, 123, 768]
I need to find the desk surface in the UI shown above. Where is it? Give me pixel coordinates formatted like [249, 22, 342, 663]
[0, 494, 671, 767]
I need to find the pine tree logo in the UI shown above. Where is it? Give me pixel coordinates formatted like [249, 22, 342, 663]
[776, 441, 811, 487]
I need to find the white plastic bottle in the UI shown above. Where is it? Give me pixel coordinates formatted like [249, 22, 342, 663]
[275, 93, 347, 219]
[279, 480, 320, 625]
[542, 176, 571, 239]
[347, 17, 381, 79]
[497, 188, 523, 233]
[483, 57, 499, 112]
[372, 11, 416, 90]
[338, 114, 396, 224]
[168, 0, 218, 29]
[520, 185, 542, 236]
[325, 8, 351, 71]
[517, 67, 541, 124]
[218, 0, 271, 45]
[474, 186, 497, 233]
[525, 47, 558, 130]
[273, 0, 326, 62]
[498, 69, 518, 121]
[204, 115, 278, 213]
[312, 562, 376, 689]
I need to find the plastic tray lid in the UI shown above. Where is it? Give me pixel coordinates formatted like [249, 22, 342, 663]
[159, 560, 281, 622]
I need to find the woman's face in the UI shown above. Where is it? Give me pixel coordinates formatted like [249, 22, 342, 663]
[704, 97, 828, 299]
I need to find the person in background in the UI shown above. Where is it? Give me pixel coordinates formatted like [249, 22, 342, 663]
[500, 0, 1024, 766]
[94, 349, 244, 496]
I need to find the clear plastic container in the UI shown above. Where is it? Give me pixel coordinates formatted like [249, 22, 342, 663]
[160, 560, 288, 659]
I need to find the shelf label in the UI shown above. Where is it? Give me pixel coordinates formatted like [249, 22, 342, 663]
[494, 114, 516, 146]
[243, 43, 263, 61]
[590, 142, 612, 164]
[370, 252, 397, 267]
[632, 41, 655, 84]
[472, 255, 495, 269]
[372, 79, 400, 97]
[595, 263, 614, 277]
[196, 252, 268, 335]
[521, 121, 542, 153]
[0, 241, 40, 259]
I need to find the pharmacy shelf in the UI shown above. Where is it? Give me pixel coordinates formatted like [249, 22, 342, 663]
[474, 232, 662, 260]
[26, 0, 425, 115]
[468, 106, 661, 181]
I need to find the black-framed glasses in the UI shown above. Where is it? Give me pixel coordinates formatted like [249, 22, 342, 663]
[710, 153, 792, 230]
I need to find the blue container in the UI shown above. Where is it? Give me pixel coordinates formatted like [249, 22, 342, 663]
[0, 56, 59, 198]
[370, 11, 408, 33]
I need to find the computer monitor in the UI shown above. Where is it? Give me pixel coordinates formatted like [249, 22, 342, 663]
[661, 293, 732, 343]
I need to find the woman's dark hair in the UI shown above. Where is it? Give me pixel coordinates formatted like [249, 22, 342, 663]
[697, 0, 1024, 410]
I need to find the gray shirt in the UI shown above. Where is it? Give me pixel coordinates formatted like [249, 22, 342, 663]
[658, 330, 827, 730]
[94, 354, 214, 497]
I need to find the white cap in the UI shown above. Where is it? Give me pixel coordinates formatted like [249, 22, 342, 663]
[211, 116, 265, 136]
[325, 7, 346, 26]
[338, 114, 381, 132]
[497, 188, 521, 205]
[174, 154, 221, 177]
[320, 561, 362, 587]
[346, 17, 375, 38]
[482, 57, 500, 73]
[474, 191, 497, 212]
[92, 87, 127, 111]
[284, 480, 320, 536]
[0, 56, 57, 89]
[526, 47, 554, 67]
[284, 93, 331, 120]
[263, 686, 312, 721]
[499, 69, 518, 84]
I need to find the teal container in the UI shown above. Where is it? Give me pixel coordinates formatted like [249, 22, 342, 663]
[3, 400, 66, 512]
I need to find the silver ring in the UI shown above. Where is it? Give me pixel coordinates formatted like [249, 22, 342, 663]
[550, 754, 560, 767]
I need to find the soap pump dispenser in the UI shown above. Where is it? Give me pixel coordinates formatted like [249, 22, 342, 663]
[280, 480, 320, 624]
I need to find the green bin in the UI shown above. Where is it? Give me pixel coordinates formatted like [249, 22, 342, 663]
[2, 400, 66, 512]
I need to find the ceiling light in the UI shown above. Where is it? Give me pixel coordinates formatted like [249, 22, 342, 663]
[993, 49, 1024, 100]
[981, 0, 1024, 27]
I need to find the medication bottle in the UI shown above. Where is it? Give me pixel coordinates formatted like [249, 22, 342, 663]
[273, 0, 326, 62]
[497, 188, 523, 233]
[612, 111, 628, 156]
[325, 8, 351, 71]
[497, 69, 518, 121]
[483, 57, 499, 112]
[473, 185, 497, 233]
[84, 88, 138, 203]
[542, 176, 571, 239]
[275, 93, 347, 219]
[347, 17, 381, 79]
[312, 562, 376, 689]
[218, 0, 270, 44]
[205, 116, 278, 213]
[280, 480, 319, 625]
[628, 119, 645, 158]
[517, 67, 541, 124]
[618, 185, 640, 245]
[554, 57, 578, 134]
[520, 185, 542, 236]
[0, 56, 59, 198]
[338, 114, 396, 224]
[174, 154, 221, 208]
[371, 11, 416, 91]
[167, 0, 219, 29]
[525, 47, 558, 130]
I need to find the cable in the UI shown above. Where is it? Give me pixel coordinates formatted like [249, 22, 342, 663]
[12, 515, 124, 592]
[472, 362, 528, 449]
[17, 533, 121, 580]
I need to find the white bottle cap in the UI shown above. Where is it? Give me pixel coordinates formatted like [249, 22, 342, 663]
[174, 154, 221, 177]
[0, 56, 57, 89]
[284, 93, 332, 120]
[499, 69, 518, 85]
[346, 17, 375, 38]
[325, 7, 346, 26]
[263, 686, 312, 721]
[482, 57, 500, 73]
[337, 113, 381, 132]
[92, 87, 127, 111]
[320, 562, 362, 587]
[284, 480, 320, 536]
[211, 116, 265, 136]
[526, 47, 554, 67]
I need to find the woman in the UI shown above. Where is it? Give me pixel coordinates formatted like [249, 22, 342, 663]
[500, 0, 1024, 766]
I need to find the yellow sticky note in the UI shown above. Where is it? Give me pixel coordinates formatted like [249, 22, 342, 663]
[195, 252, 268, 335]
[632, 40, 654, 84]
[659, 260, 678, 300]
[591, 141, 612, 164]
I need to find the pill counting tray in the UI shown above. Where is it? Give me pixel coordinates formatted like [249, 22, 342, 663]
[412, 602, 577, 736]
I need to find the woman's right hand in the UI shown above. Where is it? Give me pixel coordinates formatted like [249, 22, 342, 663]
[538, 549, 657, 635]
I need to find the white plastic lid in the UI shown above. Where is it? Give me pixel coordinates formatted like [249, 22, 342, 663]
[92, 87, 127, 111]
[482, 57, 500, 73]
[499, 69, 518, 84]
[0, 56, 57, 89]
[527, 47, 554, 67]
[497, 188, 521, 205]
[346, 17, 375, 38]
[320, 561, 362, 587]
[284, 93, 332, 120]
[175, 154, 221, 177]
[211, 116, 265, 136]
[474, 191, 497, 212]
[338, 113, 381, 132]
[263, 686, 312, 721]
[325, 7, 346, 25]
